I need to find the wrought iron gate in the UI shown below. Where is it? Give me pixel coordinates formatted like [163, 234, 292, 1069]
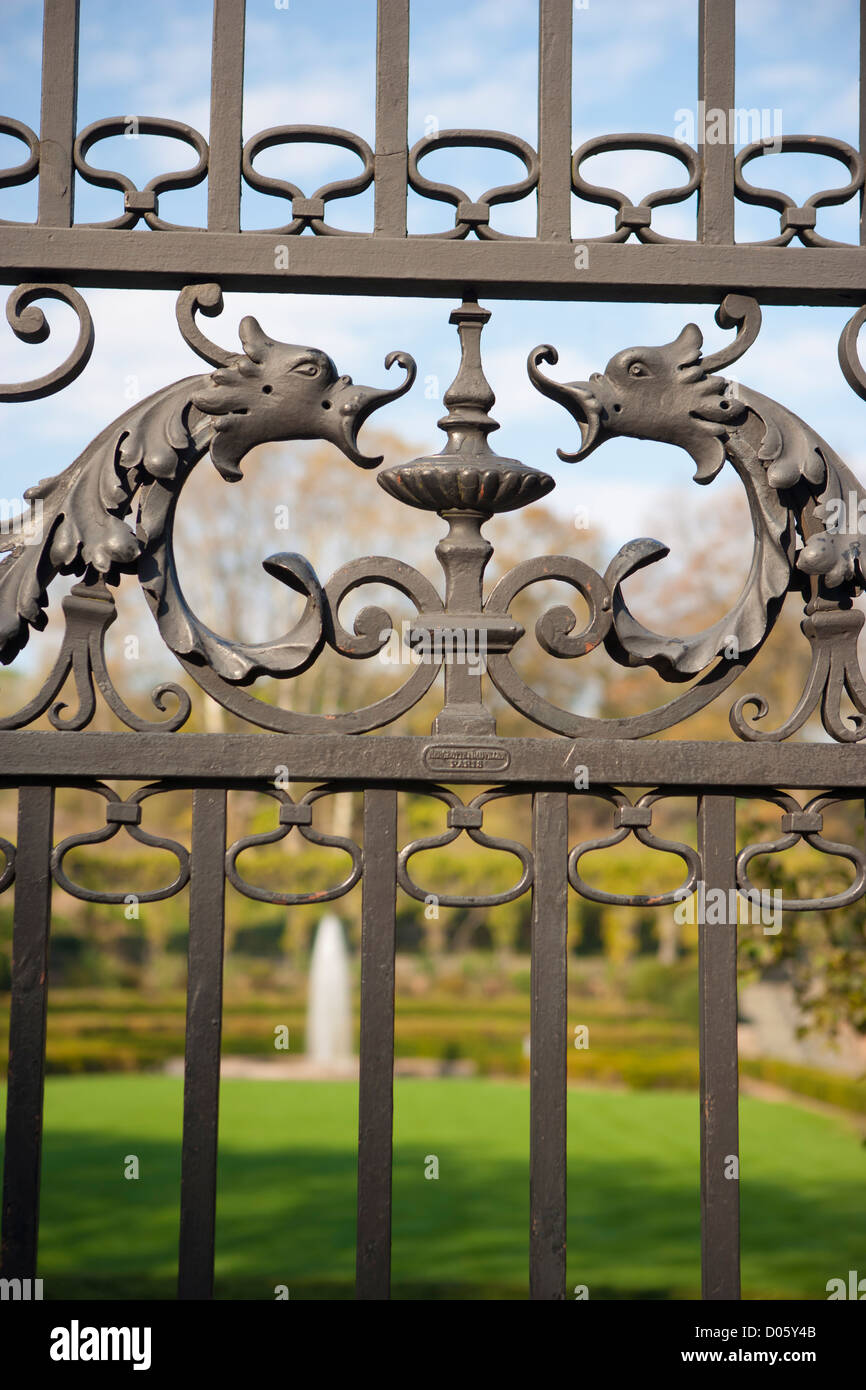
[1, 0, 865, 1301]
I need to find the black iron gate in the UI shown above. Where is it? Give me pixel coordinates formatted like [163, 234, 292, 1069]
[1, 0, 866, 1301]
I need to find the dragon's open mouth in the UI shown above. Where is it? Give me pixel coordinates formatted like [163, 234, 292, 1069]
[527, 346, 606, 461]
[560, 379, 604, 461]
[191, 340, 417, 476]
[321, 354, 417, 467]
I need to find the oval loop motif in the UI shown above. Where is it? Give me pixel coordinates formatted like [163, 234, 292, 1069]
[571, 134, 700, 243]
[408, 130, 539, 239]
[397, 785, 533, 907]
[242, 125, 375, 235]
[568, 790, 700, 907]
[226, 785, 362, 905]
[736, 791, 866, 911]
[734, 136, 864, 247]
[51, 784, 191, 903]
[73, 116, 209, 230]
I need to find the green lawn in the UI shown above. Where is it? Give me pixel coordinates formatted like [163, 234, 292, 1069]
[1, 1076, 863, 1299]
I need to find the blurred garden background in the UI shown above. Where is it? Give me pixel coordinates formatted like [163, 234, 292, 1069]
[0, 431, 864, 1300]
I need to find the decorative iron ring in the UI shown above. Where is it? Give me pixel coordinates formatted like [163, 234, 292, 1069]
[242, 125, 374, 235]
[51, 783, 191, 903]
[408, 129, 539, 239]
[568, 789, 700, 907]
[324, 555, 443, 658]
[74, 116, 209, 230]
[0, 284, 94, 402]
[571, 134, 699, 243]
[226, 784, 362, 905]
[485, 552, 612, 657]
[838, 303, 866, 403]
[736, 791, 866, 911]
[484, 553, 614, 733]
[0, 117, 40, 225]
[734, 136, 864, 247]
[397, 784, 533, 907]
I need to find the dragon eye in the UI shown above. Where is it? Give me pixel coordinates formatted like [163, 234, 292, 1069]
[292, 362, 319, 377]
[629, 362, 647, 377]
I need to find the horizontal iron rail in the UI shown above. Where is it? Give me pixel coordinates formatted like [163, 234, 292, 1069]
[0, 731, 864, 787]
[4, 232, 866, 304]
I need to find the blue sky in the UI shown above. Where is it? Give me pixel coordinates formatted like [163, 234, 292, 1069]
[0, 0, 864, 569]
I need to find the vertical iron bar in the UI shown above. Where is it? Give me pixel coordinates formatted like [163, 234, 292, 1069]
[537, 0, 573, 242]
[178, 788, 227, 1300]
[529, 790, 568, 1300]
[208, 0, 246, 233]
[356, 787, 397, 1299]
[697, 793, 740, 1300]
[861, 0, 866, 242]
[1, 786, 54, 1278]
[697, 0, 735, 244]
[38, 0, 80, 226]
[374, 0, 409, 237]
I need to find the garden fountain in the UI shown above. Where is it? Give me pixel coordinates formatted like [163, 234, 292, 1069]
[306, 913, 353, 1068]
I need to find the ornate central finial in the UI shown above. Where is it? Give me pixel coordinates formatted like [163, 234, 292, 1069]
[378, 299, 552, 736]
[438, 300, 498, 448]
[378, 299, 554, 513]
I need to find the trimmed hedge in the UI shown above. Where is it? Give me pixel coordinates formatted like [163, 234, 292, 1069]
[740, 1056, 866, 1115]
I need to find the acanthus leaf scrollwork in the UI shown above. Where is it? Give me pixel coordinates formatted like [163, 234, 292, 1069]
[4, 284, 866, 742]
[527, 293, 866, 741]
[0, 281, 418, 728]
